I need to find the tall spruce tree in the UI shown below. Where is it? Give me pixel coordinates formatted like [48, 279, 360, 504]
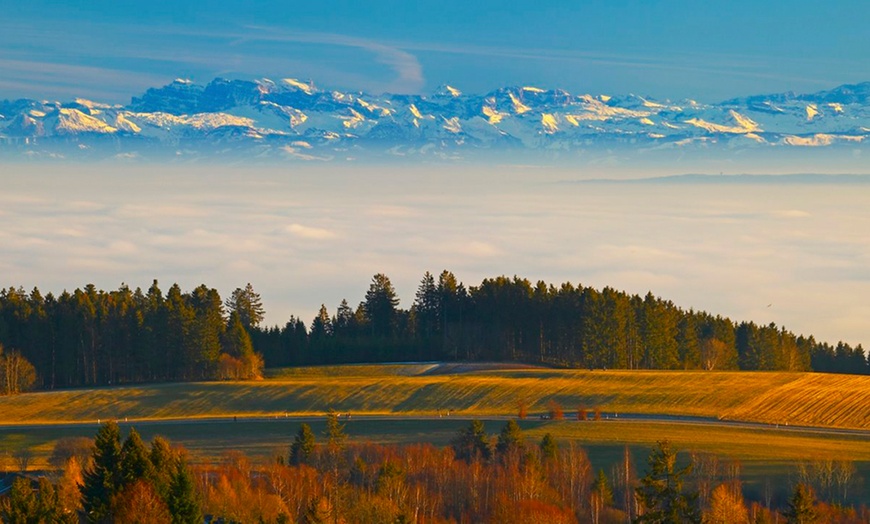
[290, 423, 317, 465]
[635, 440, 701, 524]
[81, 420, 122, 523]
[167, 457, 202, 524]
[225, 283, 265, 329]
[364, 274, 399, 339]
[119, 428, 154, 487]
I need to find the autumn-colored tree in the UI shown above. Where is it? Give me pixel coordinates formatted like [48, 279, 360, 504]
[548, 400, 564, 420]
[112, 480, 172, 524]
[0, 345, 37, 395]
[518, 398, 528, 420]
[706, 483, 749, 524]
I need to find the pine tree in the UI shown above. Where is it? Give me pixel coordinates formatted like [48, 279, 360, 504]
[783, 484, 817, 524]
[496, 419, 524, 456]
[635, 440, 701, 523]
[119, 428, 153, 487]
[364, 273, 399, 339]
[290, 423, 317, 465]
[1, 476, 37, 523]
[539, 433, 558, 462]
[81, 420, 122, 523]
[325, 409, 347, 450]
[225, 283, 265, 329]
[451, 420, 491, 463]
[167, 457, 202, 524]
[149, 436, 176, 501]
[594, 469, 614, 507]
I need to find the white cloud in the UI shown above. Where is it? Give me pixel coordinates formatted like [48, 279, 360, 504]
[285, 224, 337, 240]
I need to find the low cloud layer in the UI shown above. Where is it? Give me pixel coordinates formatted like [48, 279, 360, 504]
[1, 165, 868, 347]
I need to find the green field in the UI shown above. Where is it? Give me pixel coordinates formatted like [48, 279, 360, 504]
[2, 364, 870, 429]
[3, 364, 870, 505]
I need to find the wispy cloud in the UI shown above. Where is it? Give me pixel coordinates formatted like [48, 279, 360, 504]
[285, 224, 337, 240]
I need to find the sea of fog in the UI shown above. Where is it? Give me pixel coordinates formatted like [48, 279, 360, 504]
[1, 164, 868, 348]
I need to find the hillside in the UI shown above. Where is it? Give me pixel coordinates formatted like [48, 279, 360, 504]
[3, 364, 870, 430]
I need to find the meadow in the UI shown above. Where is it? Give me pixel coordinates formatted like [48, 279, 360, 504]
[3, 365, 870, 506]
[2, 364, 870, 429]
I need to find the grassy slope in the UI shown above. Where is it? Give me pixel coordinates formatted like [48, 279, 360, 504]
[3, 365, 870, 429]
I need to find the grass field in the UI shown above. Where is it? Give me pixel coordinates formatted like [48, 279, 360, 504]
[3, 416, 869, 506]
[2, 364, 870, 429]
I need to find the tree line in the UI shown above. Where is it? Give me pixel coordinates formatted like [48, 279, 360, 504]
[0, 282, 264, 390]
[2, 419, 861, 523]
[0, 272, 866, 392]
[252, 271, 867, 376]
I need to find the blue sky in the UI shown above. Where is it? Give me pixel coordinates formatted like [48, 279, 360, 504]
[2, 0, 869, 102]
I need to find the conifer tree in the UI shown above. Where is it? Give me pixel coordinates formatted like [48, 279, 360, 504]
[593, 469, 614, 506]
[167, 457, 202, 524]
[1, 476, 37, 522]
[149, 436, 175, 501]
[783, 484, 818, 524]
[451, 420, 491, 463]
[496, 419, 524, 456]
[225, 283, 265, 329]
[81, 420, 122, 523]
[635, 440, 701, 523]
[325, 409, 347, 450]
[119, 428, 153, 487]
[539, 433, 558, 462]
[290, 423, 317, 465]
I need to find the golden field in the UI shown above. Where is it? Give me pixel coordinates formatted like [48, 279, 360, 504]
[1, 364, 870, 429]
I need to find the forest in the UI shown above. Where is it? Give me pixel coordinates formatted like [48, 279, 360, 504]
[1, 417, 863, 523]
[0, 271, 866, 391]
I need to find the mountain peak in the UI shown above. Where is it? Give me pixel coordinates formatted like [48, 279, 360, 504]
[3, 78, 870, 160]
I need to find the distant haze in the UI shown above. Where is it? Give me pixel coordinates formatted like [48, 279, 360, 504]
[1, 164, 868, 348]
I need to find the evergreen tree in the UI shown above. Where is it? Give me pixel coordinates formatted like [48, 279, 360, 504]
[364, 274, 400, 339]
[290, 423, 317, 465]
[167, 457, 202, 524]
[783, 484, 817, 524]
[119, 428, 154, 487]
[495, 419, 524, 456]
[414, 271, 439, 346]
[325, 409, 347, 450]
[635, 440, 701, 523]
[149, 436, 175, 501]
[451, 420, 491, 463]
[309, 305, 333, 342]
[593, 469, 614, 506]
[539, 433, 558, 462]
[81, 420, 122, 523]
[223, 311, 254, 359]
[225, 283, 265, 329]
[1, 476, 37, 523]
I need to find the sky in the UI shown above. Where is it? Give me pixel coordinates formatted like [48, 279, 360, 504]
[2, 0, 870, 103]
[1, 2, 870, 350]
[2, 165, 869, 349]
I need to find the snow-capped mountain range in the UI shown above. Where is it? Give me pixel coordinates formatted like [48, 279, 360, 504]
[1, 77, 869, 161]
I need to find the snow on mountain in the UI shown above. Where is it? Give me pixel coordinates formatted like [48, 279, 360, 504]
[2, 77, 870, 159]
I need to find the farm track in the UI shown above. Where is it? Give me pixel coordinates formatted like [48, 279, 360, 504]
[2, 412, 869, 440]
